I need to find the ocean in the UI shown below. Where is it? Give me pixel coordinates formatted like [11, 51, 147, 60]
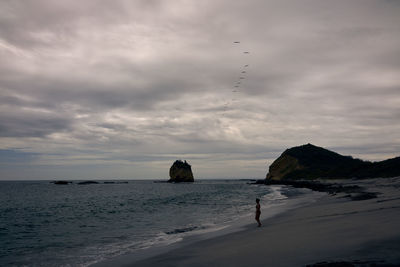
[0, 180, 321, 266]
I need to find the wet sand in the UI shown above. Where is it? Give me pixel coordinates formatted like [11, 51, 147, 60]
[101, 177, 400, 267]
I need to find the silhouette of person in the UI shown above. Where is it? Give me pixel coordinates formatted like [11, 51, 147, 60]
[255, 198, 261, 227]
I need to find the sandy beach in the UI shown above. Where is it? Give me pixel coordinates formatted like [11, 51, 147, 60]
[120, 177, 400, 267]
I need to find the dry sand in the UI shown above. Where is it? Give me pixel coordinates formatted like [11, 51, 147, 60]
[100, 177, 400, 267]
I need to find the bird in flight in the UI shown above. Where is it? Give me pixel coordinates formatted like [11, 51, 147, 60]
[244, 64, 249, 67]
[243, 51, 249, 54]
[233, 41, 240, 44]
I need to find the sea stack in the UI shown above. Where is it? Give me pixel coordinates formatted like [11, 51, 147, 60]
[169, 160, 194, 182]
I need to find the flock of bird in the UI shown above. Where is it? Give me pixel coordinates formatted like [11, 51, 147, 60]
[221, 41, 250, 119]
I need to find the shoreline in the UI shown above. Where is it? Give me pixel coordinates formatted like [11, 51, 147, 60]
[91, 185, 324, 267]
[112, 177, 400, 267]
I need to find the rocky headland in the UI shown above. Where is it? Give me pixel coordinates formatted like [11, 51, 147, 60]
[266, 143, 400, 181]
[169, 160, 194, 182]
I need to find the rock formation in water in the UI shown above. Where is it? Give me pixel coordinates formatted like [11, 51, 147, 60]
[78, 181, 99, 185]
[266, 143, 400, 181]
[52, 180, 71, 185]
[169, 160, 194, 182]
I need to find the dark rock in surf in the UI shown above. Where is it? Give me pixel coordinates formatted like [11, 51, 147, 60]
[53, 181, 71, 185]
[78, 181, 99, 185]
[168, 160, 194, 183]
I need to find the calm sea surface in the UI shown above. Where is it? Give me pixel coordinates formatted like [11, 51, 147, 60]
[0, 180, 318, 266]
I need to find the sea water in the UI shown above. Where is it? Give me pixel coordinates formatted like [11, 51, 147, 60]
[0, 180, 320, 266]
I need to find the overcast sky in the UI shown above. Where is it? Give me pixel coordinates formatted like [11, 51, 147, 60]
[1, 0, 399, 180]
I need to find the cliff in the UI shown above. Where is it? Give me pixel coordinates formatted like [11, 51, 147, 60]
[266, 144, 400, 181]
[169, 160, 194, 182]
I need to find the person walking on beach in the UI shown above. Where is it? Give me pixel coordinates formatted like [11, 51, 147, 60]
[255, 198, 261, 227]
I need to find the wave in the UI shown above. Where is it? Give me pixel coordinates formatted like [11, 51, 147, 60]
[165, 225, 202, 235]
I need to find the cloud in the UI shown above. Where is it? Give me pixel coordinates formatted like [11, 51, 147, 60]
[0, 99, 72, 137]
[0, 0, 399, 179]
[0, 149, 38, 164]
